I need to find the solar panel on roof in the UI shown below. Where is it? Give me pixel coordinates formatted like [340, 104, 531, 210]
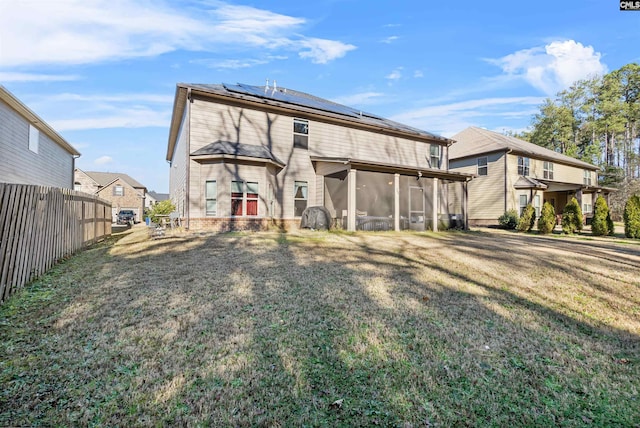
[223, 83, 361, 118]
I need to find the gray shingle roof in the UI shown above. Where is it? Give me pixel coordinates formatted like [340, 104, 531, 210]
[83, 171, 147, 190]
[450, 127, 598, 170]
[191, 141, 284, 166]
[148, 191, 169, 201]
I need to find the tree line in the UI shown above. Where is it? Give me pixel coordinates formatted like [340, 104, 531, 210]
[516, 63, 639, 186]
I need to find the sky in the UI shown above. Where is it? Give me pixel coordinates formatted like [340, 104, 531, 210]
[1, 0, 639, 193]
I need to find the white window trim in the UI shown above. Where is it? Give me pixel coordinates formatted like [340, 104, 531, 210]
[28, 124, 39, 154]
[477, 157, 488, 176]
[205, 180, 217, 216]
[231, 181, 259, 217]
[294, 181, 308, 217]
[293, 118, 309, 149]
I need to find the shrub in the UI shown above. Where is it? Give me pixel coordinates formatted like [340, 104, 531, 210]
[623, 195, 640, 238]
[591, 196, 613, 236]
[147, 199, 176, 224]
[537, 202, 556, 234]
[562, 197, 583, 234]
[498, 209, 519, 229]
[606, 210, 615, 236]
[517, 204, 535, 232]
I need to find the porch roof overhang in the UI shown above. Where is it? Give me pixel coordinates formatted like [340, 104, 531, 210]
[514, 176, 547, 190]
[539, 179, 617, 194]
[190, 140, 285, 168]
[310, 156, 474, 182]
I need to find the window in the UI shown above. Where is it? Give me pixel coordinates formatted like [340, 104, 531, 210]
[231, 181, 259, 216]
[519, 194, 528, 216]
[477, 157, 488, 176]
[294, 181, 308, 217]
[430, 145, 441, 169]
[534, 194, 541, 217]
[28, 124, 39, 153]
[543, 161, 554, 180]
[113, 185, 124, 196]
[293, 118, 309, 149]
[517, 156, 530, 176]
[583, 203, 592, 214]
[74, 182, 82, 191]
[205, 180, 217, 216]
[583, 170, 592, 186]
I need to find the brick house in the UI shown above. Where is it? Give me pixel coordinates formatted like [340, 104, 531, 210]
[74, 169, 147, 223]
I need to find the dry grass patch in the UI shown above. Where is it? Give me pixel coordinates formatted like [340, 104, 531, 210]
[1, 226, 639, 426]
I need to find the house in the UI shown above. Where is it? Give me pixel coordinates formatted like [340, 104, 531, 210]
[448, 126, 612, 226]
[74, 169, 147, 223]
[0, 85, 80, 188]
[145, 191, 170, 210]
[166, 82, 473, 232]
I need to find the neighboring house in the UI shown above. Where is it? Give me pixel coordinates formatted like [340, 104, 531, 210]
[449, 126, 612, 226]
[0, 85, 80, 188]
[74, 169, 147, 222]
[145, 191, 169, 210]
[166, 82, 473, 232]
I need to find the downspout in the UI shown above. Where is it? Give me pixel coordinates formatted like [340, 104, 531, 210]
[504, 149, 512, 212]
[185, 88, 192, 230]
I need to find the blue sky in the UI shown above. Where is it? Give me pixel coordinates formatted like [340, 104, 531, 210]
[1, 0, 638, 193]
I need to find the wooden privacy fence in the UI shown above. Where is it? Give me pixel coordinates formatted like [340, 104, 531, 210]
[0, 184, 112, 304]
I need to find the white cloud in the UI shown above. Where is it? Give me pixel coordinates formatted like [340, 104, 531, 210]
[414, 70, 424, 78]
[298, 38, 356, 64]
[386, 68, 403, 81]
[488, 40, 607, 95]
[94, 156, 113, 165]
[0, 0, 355, 67]
[381, 36, 399, 44]
[192, 55, 288, 69]
[332, 92, 385, 106]
[51, 107, 170, 131]
[391, 96, 545, 137]
[0, 72, 80, 82]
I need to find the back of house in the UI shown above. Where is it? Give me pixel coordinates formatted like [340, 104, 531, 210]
[166, 82, 473, 232]
[449, 126, 611, 226]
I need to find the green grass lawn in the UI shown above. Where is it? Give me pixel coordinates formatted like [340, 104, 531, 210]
[1, 227, 639, 427]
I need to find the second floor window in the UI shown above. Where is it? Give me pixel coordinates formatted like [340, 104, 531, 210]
[583, 170, 592, 186]
[430, 145, 441, 169]
[113, 185, 124, 196]
[477, 157, 488, 176]
[231, 181, 258, 216]
[543, 161, 554, 180]
[518, 156, 530, 176]
[293, 118, 309, 149]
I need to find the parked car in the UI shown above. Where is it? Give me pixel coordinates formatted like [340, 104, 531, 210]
[117, 209, 135, 225]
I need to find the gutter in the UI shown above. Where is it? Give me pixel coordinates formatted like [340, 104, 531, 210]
[185, 88, 192, 230]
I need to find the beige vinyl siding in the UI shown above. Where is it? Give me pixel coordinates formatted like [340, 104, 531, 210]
[516, 155, 590, 185]
[192, 161, 269, 218]
[189, 98, 444, 171]
[450, 152, 505, 222]
[0, 98, 74, 188]
[169, 100, 190, 217]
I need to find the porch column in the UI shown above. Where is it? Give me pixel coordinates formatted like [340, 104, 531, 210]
[463, 180, 469, 230]
[394, 173, 400, 231]
[347, 168, 357, 231]
[575, 188, 583, 206]
[432, 177, 439, 232]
